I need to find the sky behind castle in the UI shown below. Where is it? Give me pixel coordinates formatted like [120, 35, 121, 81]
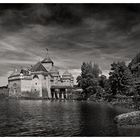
[0, 4, 140, 86]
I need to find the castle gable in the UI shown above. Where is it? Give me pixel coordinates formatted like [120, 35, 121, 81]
[30, 62, 48, 72]
[41, 56, 54, 64]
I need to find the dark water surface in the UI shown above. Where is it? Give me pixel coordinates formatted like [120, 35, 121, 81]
[0, 99, 140, 136]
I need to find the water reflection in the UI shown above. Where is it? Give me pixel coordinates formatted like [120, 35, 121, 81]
[78, 102, 119, 136]
[0, 100, 140, 136]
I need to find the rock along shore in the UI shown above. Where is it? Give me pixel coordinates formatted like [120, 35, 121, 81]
[114, 111, 140, 127]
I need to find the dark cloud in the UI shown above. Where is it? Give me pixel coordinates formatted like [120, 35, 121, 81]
[0, 4, 140, 85]
[0, 4, 140, 31]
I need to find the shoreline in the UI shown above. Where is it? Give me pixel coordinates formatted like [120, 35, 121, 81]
[88, 96, 138, 111]
[0, 96, 138, 112]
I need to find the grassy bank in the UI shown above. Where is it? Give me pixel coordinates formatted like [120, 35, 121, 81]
[109, 97, 136, 110]
[88, 94, 139, 111]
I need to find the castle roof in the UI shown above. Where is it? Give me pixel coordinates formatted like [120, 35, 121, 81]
[41, 56, 54, 64]
[20, 68, 30, 76]
[9, 69, 21, 77]
[62, 70, 74, 80]
[62, 70, 71, 76]
[50, 66, 59, 76]
[30, 62, 48, 72]
[50, 66, 59, 73]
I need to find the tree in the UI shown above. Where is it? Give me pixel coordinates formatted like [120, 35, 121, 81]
[109, 61, 134, 96]
[92, 63, 102, 78]
[99, 75, 107, 89]
[76, 62, 101, 99]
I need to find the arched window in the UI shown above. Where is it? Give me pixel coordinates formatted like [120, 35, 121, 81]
[13, 83, 17, 88]
[33, 75, 39, 79]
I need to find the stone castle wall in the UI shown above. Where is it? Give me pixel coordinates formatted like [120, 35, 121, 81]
[8, 79, 21, 97]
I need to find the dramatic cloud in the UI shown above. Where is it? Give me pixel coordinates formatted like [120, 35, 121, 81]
[0, 4, 140, 85]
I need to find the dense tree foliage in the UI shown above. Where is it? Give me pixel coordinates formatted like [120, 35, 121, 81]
[98, 75, 112, 98]
[77, 62, 101, 99]
[77, 52, 140, 101]
[109, 61, 135, 96]
[128, 52, 140, 95]
[129, 52, 140, 77]
[129, 52, 140, 67]
[99, 75, 107, 89]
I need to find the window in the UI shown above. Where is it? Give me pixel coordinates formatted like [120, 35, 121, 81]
[33, 75, 39, 79]
[13, 83, 17, 87]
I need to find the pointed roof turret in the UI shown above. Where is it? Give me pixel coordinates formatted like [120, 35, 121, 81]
[41, 48, 54, 65]
[62, 70, 72, 79]
[62, 70, 71, 76]
[41, 56, 54, 64]
[62, 70, 74, 81]
[30, 62, 48, 72]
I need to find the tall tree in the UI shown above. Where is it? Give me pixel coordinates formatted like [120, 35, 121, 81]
[109, 61, 134, 96]
[77, 62, 101, 99]
[99, 75, 107, 89]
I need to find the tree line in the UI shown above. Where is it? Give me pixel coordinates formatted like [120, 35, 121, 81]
[76, 59, 139, 101]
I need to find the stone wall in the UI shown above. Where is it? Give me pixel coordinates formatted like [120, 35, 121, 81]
[21, 79, 32, 97]
[44, 75, 51, 98]
[31, 74, 42, 97]
[8, 79, 21, 97]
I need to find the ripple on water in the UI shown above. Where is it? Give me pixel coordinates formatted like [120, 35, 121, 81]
[0, 99, 140, 136]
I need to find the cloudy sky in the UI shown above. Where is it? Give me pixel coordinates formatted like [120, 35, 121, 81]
[0, 4, 140, 85]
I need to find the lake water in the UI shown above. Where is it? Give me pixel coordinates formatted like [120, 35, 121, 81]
[0, 99, 140, 136]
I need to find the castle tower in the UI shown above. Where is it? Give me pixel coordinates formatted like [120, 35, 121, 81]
[41, 48, 54, 71]
[50, 66, 60, 85]
[62, 70, 74, 86]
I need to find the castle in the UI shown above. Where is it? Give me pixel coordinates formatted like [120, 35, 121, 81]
[8, 50, 74, 99]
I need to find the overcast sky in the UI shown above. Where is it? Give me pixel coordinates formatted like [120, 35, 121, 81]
[0, 4, 140, 85]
